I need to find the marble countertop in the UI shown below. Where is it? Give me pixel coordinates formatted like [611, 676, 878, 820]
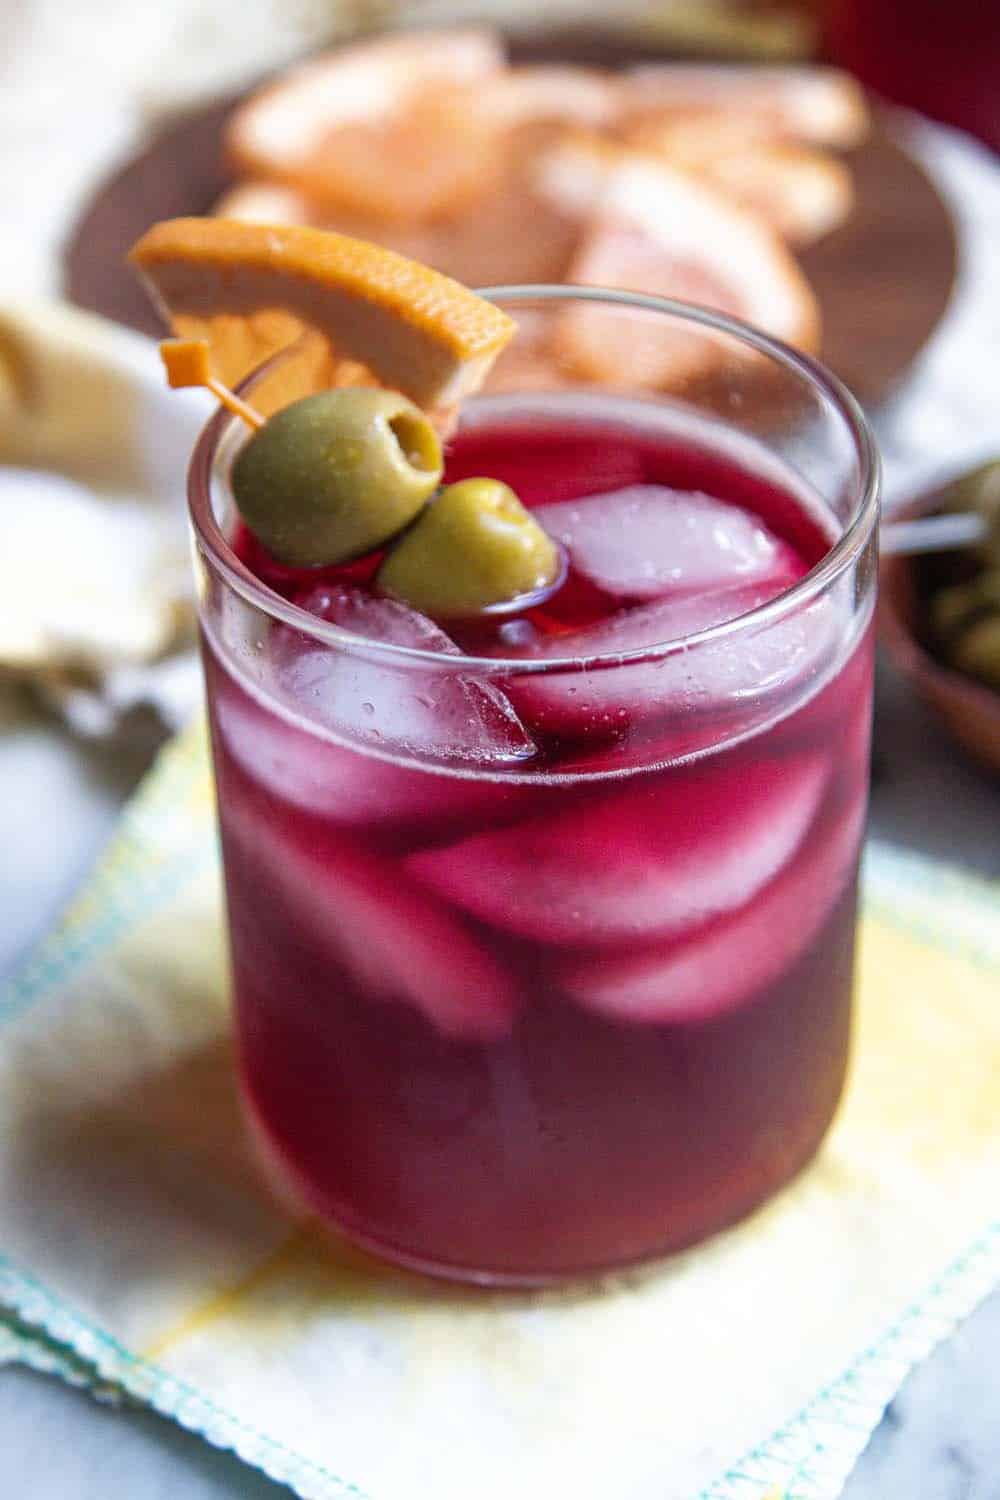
[1, 653, 998, 1497]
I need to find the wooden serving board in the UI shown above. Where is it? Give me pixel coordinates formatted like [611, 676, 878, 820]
[63, 29, 958, 408]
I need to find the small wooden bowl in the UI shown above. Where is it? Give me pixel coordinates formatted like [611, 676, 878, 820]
[880, 494, 1000, 776]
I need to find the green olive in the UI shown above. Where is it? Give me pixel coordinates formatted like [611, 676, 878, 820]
[950, 613, 1000, 690]
[232, 388, 443, 566]
[940, 459, 1000, 568]
[931, 581, 983, 644]
[930, 570, 1000, 644]
[376, 477, 561, 618]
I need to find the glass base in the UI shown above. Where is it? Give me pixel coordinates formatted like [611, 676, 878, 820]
[241, 1082, 841, 1290]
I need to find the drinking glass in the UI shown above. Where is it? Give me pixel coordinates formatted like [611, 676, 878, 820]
[189, 288, 879, 1284]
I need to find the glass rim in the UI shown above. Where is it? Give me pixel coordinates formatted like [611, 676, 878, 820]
[188, 284, 880, 677]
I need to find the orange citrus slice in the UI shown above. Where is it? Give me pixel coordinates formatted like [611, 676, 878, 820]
[270, 88, 502, 225]
[625, 108, 791, 162]
[128, 217, 517, 412]
[535, 138, 819, 389]
[215, 155, 581, 293]
[617, 64, 869, 149]
[226, 29, 504, 223]
[626, 114, 854, 244]
[213, 182, 316, 227]
[475, 66, 618, 129]
[694, 142, 853, 246]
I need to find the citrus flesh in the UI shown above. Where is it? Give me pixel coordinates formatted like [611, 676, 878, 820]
[225, 28, 505, 223]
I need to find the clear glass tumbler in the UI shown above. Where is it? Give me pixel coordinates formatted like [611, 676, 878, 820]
[189, 289, 879, 1285]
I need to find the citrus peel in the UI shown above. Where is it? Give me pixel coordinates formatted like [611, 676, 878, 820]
[129, 218, 516, 413]
[474, 66, 618, 129]
[617, 64, 869, 148]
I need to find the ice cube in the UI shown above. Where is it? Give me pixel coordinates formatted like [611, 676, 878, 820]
[521, 574, 798, 667]
[223, 799, 518, 1040]
[557, 786, 864, 1022]
[282, 585, 535, 765]
[406, 752, 828, 944]
[507, 572, 835, 752]
[299, 587, 454, 650]
[212, 677, 541, 838]
[536, 485, 800, 600]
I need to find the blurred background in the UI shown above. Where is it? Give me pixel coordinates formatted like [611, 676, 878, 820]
[2, 0, 997, 296]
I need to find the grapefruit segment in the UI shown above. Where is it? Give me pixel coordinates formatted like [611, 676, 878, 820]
[625, 114, 853, 245]
[698, 143, 853, 246]
[218, 174, 580, 296]
[129, 217, 516, 410]
[476, 66, 618, 129]
[214, 181, 316, 226]
[276, 89, 501, 224]
[617, 65, 869, 149]
[536, 137, 820, 388]
[225, 28, 505, 221]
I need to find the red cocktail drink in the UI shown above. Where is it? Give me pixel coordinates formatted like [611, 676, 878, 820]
[191, 291, 879, 1283]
